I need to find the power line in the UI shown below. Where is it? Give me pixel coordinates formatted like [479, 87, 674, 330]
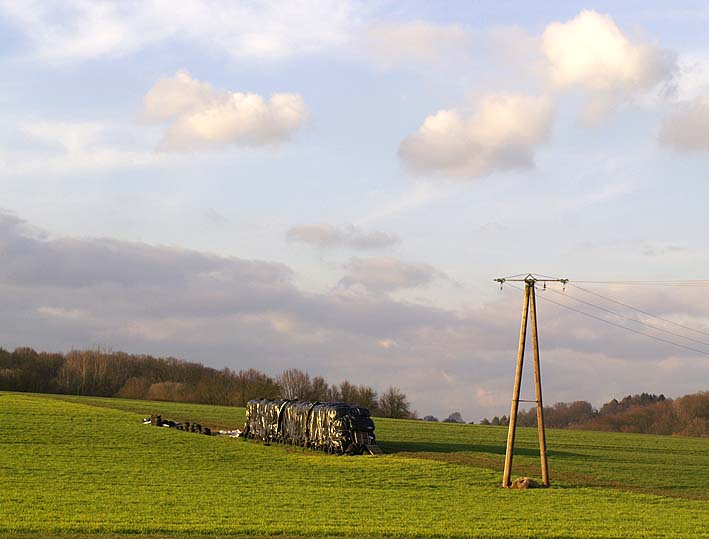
[568, 283, 709, 338]
[506, 283, 709, 357]
[572, 280, 709, 286]
[542, 286, 709, 347]
[528, 274, 709, 286]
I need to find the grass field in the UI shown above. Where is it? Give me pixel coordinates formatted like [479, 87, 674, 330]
[1, 392, 707, 538]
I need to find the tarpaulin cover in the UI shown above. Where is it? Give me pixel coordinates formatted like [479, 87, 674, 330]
[244, 399, 376, 454]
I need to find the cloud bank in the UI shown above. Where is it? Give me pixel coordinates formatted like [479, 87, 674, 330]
[144, 71, 307, 150]
[1, 212, 708, 419]
[399, 93, 552, 178]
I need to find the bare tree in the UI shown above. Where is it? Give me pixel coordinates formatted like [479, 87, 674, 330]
[378, 386, 411, 419]
[277, 368, 312, 400]
[308, 375, 330, 401]
[331, 381, 378, 411]
[235, 369, 280, 406]
[338, 380, 356, 402]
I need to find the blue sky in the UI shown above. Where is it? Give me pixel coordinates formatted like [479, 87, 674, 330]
[1, 1, 709, 419]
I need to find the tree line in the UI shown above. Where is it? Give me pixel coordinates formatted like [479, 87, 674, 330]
[475, 392, 708, 437]
[0, 347, 413, 419]
[3, 346, 705, 435]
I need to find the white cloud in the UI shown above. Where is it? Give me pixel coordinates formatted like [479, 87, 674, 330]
[0, 0, 360, 64]
[364, 21, 470, 68]
[671, 54, 709, 103]
[659, 98, 709, 152]
[144, 70, 216, 121]
[144, 71, 307, 150]
[399, 93, 552, 178]
[541, 10, 676, 122]
[286, 223, 399, 250]
[339, 256, 444, 292]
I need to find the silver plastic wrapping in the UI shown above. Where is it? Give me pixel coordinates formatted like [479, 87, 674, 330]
[243, 399, 376, 454]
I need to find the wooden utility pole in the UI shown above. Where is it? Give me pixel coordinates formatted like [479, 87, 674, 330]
[495, 274, 567, 488]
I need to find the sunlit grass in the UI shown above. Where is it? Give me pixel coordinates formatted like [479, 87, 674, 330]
[1, 392, 707, 538]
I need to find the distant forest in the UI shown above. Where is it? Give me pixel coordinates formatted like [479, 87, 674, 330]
[0, 347, 413, 418]
[471, 392, 709, 437]
[1, 346, 707, 436]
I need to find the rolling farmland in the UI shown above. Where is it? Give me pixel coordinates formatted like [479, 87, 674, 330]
[1, 392, 707, 538]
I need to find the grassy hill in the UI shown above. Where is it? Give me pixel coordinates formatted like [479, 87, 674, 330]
[1, 392, 708, 538]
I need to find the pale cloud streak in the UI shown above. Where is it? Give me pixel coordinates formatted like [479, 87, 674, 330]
[363, 21, 470, 69]
[659, 98, 709, 151]
[0, 120, 161, 176]
[0, 0, 360, 64]
[286, 223, 399, 250]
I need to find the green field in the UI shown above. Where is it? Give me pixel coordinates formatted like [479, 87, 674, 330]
[1, 392, 707, 538]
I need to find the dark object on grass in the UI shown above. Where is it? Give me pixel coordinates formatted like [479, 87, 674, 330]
[147, 416, 214, 437]
[243, 399, 379, 455]
[510, 477, 541, 489]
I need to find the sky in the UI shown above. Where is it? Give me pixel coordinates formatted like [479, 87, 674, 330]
[1, 1, 709, 420]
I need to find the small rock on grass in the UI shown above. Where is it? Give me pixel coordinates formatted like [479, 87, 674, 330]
[510, 477, 541, 489]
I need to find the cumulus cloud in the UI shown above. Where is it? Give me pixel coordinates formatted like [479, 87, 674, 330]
[399, 93, 552, 178]
[286, 224, 399, 250]
[339, 256, 444, 292]
[364, 21, 470, 68]
[0, 0, 359, 64]
[144, 70, 307, 150]
[659, 98, 709, 151]
[541, 10, 676, 122]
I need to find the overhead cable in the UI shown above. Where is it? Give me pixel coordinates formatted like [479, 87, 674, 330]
[568, 283, 709, 338]
[542, 287, 709, 347]
[506, 283, 709, 357]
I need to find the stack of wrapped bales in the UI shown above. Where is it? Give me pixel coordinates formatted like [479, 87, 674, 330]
[243, 399, 377, 455]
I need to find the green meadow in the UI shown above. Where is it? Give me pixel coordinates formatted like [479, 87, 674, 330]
[1, 392, 707, 538]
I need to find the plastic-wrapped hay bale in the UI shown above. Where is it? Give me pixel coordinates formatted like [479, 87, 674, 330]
[244, 399, 377, 454]
[281, 401, 315, 446]
[245, 399, 286, 442]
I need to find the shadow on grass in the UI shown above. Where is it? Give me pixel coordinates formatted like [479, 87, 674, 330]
[379, 440, 580, 459]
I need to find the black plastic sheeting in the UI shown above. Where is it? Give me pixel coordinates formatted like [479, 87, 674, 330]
[146, 415, 212, 436]
[243, 399, 377, 455]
